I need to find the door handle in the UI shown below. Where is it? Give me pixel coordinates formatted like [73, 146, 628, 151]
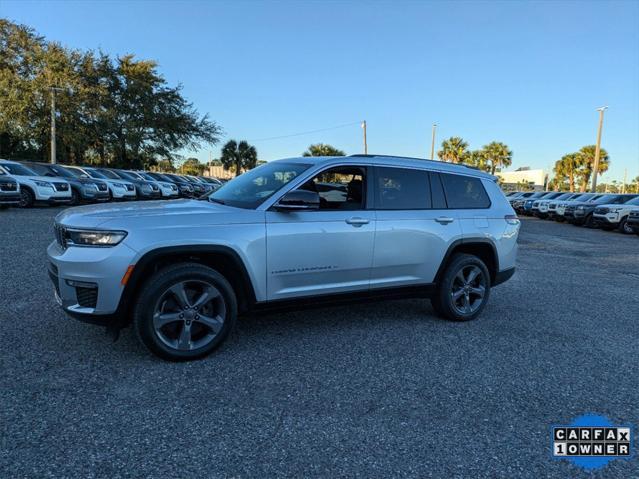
[435, 216, 454, 225]
[345, 217, 370, 227]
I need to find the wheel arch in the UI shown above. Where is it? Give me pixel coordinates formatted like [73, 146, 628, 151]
[120, 245, 257, 323]
[435, 239, 499, 285]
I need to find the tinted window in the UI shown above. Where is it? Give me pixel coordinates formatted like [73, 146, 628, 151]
[374, 167, 431, 210]
[430, 172, 447, 209]
[440, 173, 491, 209]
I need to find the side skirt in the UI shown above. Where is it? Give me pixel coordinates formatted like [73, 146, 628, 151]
[249, 284, 436, 315]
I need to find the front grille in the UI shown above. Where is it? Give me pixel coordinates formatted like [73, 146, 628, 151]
[126, 184, 135, 191]
[76, 286, 98, 308]
[54, 223, 67, 249]
[0, 181, 17, 191]
[151, 184, 159, 191]
[594, 207, 609, 215]
[97, 183, 108, 191]
[53, 182, 69, 192]
[533, 201, 539, 207]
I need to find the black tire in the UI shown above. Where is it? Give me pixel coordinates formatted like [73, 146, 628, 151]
[0, 204, 8, 210]
[618, 218, 633, 234]
[431, 254, 491, 322]
[69, 188, 81, 206]
[19, 188, 35, 208]
[134, 262, 237, 361]
[584, 214, 595, 228]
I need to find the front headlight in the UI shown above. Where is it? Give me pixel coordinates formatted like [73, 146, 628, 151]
[35, 180, 53, 188]
[66, 229, 127, 247]
[609, 207, 623, 213]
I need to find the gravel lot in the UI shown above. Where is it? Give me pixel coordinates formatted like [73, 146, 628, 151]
[1, 207, 638, 478]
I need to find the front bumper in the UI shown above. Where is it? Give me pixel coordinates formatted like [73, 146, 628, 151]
[47, 240, 138, 320]
[0, 192, 21, 204]
[592, 213, 619, 226]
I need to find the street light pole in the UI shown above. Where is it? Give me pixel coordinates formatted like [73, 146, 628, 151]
[590, 106, 608, 193]
[361, 121, 367, 154]
[430, 123, 437, 160]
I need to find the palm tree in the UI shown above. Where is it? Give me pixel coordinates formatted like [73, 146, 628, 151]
[575, 145, 609, 192]
[463, 149, 489, 172]
[437, 137, 468, 164]
[555, 153, 580, 192]
[220, 140, 258, 176]
[302, 144, 345, 157]
[481, 141, 512, 175]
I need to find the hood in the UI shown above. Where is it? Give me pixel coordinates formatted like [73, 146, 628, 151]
[101, 178, 134, 186]
[55, 199, 257, 229]
[15, 174, 69, 184]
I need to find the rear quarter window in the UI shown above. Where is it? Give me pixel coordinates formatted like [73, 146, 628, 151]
[440, 173, 491, 209]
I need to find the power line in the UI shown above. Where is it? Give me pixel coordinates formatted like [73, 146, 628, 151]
[249, 121, 362, 142]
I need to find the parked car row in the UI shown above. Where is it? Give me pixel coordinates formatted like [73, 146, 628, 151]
[505, 190, 639, 235]
[0, 159, 223, 208]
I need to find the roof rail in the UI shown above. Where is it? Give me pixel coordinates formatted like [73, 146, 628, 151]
[348, 154, 479, 170]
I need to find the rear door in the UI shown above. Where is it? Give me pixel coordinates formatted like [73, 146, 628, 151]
[370, 167, 462, 288]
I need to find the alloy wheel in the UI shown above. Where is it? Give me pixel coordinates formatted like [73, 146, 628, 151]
[450, 265, 486, 315]
[152, 280, 226, 351]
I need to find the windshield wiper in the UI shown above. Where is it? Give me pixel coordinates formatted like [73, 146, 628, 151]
[209, 197, 226, 205]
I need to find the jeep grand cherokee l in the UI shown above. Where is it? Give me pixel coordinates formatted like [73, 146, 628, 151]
[47, 155, 520, 361]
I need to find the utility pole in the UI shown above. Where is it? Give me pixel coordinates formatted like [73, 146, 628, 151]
[50, 88, 57, 164]
[590, 106, 608, 192]
[49, 87, 66, 164]
[361, 121, 367, 154]
[430, 123, 437, 160]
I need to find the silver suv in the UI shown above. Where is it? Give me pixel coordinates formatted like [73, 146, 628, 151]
[47, 155, 520, 361]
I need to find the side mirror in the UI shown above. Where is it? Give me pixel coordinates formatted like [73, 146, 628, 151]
[274, 190, 320, 211]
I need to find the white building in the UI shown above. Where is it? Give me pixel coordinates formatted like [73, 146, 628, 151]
[497, 168, 548, 191]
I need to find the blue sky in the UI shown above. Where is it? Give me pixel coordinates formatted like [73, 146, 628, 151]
[2, 0, 638, 181]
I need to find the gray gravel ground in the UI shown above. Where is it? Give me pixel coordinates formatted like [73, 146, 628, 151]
[1, 207, 638, 478]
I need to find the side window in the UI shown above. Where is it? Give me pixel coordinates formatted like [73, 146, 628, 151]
[374, 167, 431, 209]
[429, 172, 447, 209]
[297, 166, 366, 210]
[440, 173, 491, 209]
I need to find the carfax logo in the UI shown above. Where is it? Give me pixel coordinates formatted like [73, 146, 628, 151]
[552, 414, 633, 470]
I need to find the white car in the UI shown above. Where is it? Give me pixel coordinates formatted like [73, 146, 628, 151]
[65, 166, 137, 200]
[0, 159, 72, 207]
[553, 193, 598, 221]
[129, 171, 179, 198]
[592, 196, 639, 233]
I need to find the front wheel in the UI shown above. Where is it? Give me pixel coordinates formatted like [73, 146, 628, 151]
[618, 218, 633, 234]
[134, 263, 237, 361]
[431, 254, 491, 321]
[19, 188, 34, 208]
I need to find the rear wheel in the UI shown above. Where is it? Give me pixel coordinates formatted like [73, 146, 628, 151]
[584, 214, 595, 228]
[134, 263, 237, 361]
[19, 188, 34, 208]
[431, 254, 491, 322]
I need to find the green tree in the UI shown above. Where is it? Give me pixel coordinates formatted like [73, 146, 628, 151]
[481, 141, 512, 175]
[180, 157, 206, 175]
[302, 143, 345, 157]
[554, 153, 581, 192]
[463, 149, 489, 172]
[575, 145, 609, 192]
[437, 137, 468, 164]
[220, 140, 258, 176]
[0, 19, 221, 167]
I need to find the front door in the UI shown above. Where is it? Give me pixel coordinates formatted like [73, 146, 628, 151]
[266, 165, 375, 300]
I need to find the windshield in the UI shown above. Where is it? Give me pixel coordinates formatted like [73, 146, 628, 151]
[209, 161, 311, 209]
[85, 168, 108, 179]
[49, 165, 75, 178]
[63, 167, 90, 178]
[555, 193, 574, 200]
[96, 169, 122, 180]
[625, 196, 639, 206]
[1, 162, 38, 176]
[136, 172, 155, 181]
[591, 195, 618, 204]
[165, 174, 187, 183]
[117, 170, 140, 181]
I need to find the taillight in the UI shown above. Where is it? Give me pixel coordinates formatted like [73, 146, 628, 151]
[505, 214, 520, 225]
